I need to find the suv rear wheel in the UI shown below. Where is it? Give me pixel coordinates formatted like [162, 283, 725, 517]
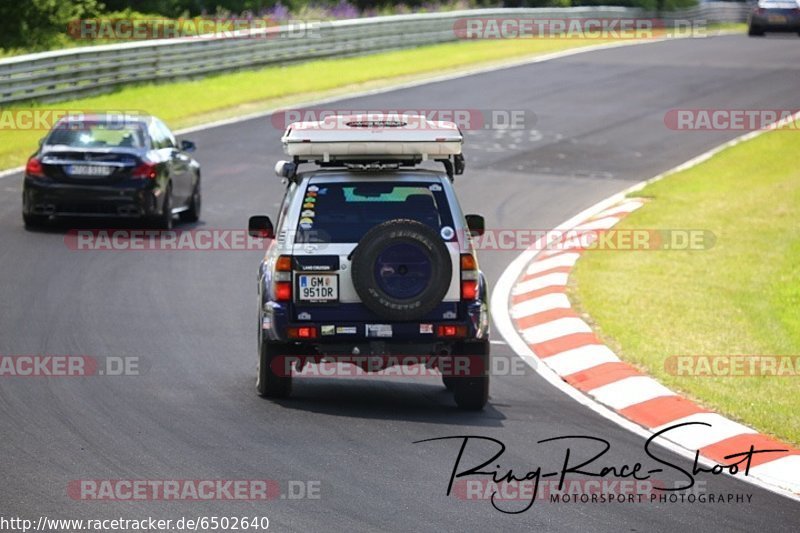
[257, 341, 292, 398]
[452, 339, 490, 410]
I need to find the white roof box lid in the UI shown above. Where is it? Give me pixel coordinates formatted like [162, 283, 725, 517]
[281, 114, 463, 161]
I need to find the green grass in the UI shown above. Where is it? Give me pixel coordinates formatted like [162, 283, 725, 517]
[0, 37, 612, 170]
[570, 121, 800, 446]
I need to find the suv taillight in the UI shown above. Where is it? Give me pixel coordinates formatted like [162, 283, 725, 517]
[25, 157, 45, 178]
[274, 255, 293, 302]
[460, 253, 478, 300]
[288, 326, 318, 339]
[438, 324, 467, 338]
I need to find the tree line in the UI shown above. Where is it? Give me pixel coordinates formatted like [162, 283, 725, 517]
[1, 0, 701, 52]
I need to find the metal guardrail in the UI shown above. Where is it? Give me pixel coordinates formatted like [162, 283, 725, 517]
[0, 4, 750, 106]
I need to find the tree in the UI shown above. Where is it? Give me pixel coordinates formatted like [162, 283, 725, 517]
[0, 0, 103, 50]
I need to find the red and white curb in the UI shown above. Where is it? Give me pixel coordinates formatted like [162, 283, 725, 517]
[505, 197, 800, 498]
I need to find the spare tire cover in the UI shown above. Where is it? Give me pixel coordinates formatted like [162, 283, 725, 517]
[350, 219, 452, 321]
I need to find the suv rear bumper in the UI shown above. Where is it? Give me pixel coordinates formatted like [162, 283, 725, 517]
[261, 300, 488, 350]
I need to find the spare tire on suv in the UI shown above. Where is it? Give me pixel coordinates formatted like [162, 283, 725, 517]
[350, 219, 452, 321]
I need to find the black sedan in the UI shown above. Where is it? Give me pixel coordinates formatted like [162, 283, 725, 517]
[22, 113, 201, 229]
[748, 0, 800, 36]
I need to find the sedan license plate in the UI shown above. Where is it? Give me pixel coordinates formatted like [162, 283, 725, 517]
[297, 274, 338, 303]
[768, 15, 787, 24]
[66, 164, 113, 177]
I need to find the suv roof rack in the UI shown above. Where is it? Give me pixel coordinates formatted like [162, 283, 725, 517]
[280, 114, 465, 180]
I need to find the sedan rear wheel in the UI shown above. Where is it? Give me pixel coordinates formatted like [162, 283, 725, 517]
[154, 185, 173, 230]
[180, 177, 201, 223]
[23, 213, 48, 230]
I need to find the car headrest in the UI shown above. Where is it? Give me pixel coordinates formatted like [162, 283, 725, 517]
[404, 194, 436, 211]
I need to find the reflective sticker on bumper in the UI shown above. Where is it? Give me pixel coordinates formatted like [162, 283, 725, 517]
[366, 324, 392, 338]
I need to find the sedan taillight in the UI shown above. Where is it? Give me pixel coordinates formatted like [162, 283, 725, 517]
[131, 162, 157, 180]
[25, 157, 45, 178]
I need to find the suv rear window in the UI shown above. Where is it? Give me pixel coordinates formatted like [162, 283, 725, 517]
[295, 182, 454, 243]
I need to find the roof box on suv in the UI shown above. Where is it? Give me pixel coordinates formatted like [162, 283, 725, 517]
[281, 114, 463, 162]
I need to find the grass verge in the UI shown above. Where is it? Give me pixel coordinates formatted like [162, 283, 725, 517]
[569, 119, 800, 446]
[0, 37, 614, 171]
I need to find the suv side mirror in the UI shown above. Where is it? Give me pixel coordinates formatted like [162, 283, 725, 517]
[180, 140, 196, 152]
[453, 153, 465, 175]
[248, 215, 274, 239]
[465, 214, 485, 236]
[275, 160, 297, 179]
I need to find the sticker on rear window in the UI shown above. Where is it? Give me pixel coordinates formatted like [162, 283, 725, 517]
[440, 226, 455, 240]
[429, 184, 442, 192]
[307, 185, 319, 192]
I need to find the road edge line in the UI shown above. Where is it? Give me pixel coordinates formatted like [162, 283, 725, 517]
[491, 111, 800, 502]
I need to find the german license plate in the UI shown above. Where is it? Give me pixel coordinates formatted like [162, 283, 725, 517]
[297, 274, 338, 302]
[66, 164, 113, 177]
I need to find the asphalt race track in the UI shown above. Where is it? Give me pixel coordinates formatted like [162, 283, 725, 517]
[1, 34, 799, 531]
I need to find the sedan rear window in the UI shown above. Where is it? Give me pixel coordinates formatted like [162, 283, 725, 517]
[295, 182, 454, 243]
[46, 121, 146, 149]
